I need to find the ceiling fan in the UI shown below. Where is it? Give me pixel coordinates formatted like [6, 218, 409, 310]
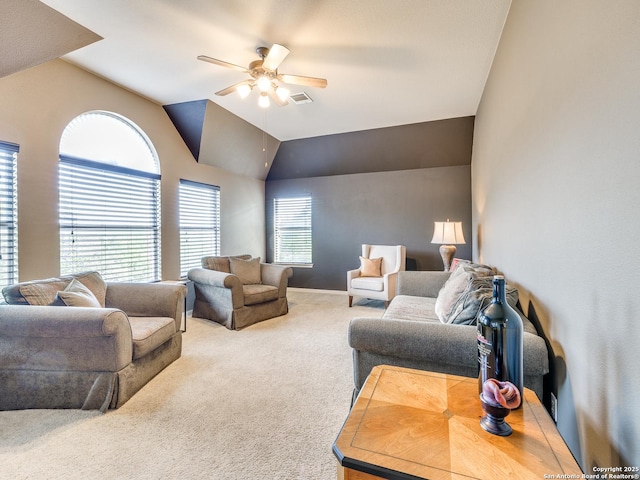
[197, 43, 327, 107]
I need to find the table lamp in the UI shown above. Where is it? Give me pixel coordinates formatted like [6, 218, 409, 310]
[431, 220, 465, 272]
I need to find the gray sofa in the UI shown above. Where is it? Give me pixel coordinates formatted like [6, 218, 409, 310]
[348, 269, 550, 400]
[188, 255, 293, 330]
[0, 272, 186, 412]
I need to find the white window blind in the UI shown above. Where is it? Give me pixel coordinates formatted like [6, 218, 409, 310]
[274, 196, 312, 264]
[0, 141, 18, 287]
[179, 179, 220, 277]
[59, 156, 161, 282]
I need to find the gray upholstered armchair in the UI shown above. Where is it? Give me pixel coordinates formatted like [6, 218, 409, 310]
[188, 255, 293, 330]
[0, 272, 185, 411]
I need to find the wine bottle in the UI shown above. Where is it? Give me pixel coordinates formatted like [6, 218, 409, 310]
[477, 275, 524, 405]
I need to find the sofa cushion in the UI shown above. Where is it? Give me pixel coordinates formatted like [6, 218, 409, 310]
[351, 276, 384, 292]
[128, 316, 176, 360]
[243, 284, 279, 306]
[383, 295, 440, 323]
[230, 257, 262, 285]
[359, 256, 382, 277]
[201, 254, 252, 273]
[56, 278, 102, 307]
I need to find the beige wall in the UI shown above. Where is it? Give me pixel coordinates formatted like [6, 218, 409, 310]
[473, 0, 640, 469]
[0, 59, 266, 281]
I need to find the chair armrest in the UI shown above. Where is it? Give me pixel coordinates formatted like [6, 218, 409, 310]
[382, 271, 399, 295]
[188, 268, 244, 309]
[348, 317, 549, 376]
[347, 268, 361, 283]
[349, 317, 477, 367]
[106, 282, 186, 329]
[0, 305, 132, 371]
[260, 264, 293, 297]
[187, 268, 241, 288]
[397, 271, 451, 297]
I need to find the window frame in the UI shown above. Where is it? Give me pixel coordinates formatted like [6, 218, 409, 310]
[179, 179, 221, 277]
[58, 154, 162, 282]
[0, 141, 18, 286]
[273, 195, 313, 266]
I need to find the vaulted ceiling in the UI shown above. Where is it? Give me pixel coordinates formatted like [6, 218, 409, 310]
[31, 0, 511, 142]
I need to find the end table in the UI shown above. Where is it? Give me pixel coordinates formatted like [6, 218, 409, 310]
[333, 365, 582, 480]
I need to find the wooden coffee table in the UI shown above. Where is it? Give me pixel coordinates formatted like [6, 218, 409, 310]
[333, 365, 582, 480]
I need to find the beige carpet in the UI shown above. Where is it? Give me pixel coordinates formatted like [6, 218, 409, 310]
[0, 290, 385, 480]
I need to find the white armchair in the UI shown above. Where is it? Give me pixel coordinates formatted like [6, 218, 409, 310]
[347, 244, 406, 308]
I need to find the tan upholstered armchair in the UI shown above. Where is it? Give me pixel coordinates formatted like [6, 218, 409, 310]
[188, 255, 293, 330]
[347, 244, 406, 308]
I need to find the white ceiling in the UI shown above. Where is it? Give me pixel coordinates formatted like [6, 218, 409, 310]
[39, 0, 511, 142]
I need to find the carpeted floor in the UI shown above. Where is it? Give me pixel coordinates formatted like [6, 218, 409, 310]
[0, 290, 385, 480]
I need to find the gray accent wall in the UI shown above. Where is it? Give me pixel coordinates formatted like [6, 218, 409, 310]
[268, 116, 474, 179]
[266, 116, 474, 290]
[266, 166, 471, 290]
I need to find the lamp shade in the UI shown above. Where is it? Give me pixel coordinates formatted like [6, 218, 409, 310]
[431, 221, 465, 245]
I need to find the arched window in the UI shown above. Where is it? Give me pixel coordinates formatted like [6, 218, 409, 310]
[59, 111, 161, 282]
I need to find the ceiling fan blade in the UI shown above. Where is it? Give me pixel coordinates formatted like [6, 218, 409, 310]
[278, 73, 327, 88]
[262, 44, 290, 71]
[215, 80, 254, 96]
[197, 55, 248, 73]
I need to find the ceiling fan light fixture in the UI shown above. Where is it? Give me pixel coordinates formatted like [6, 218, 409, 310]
[275, 85, 290, 102]
[236, 83, 252, 98]
[257, 75, 271, 92]
[258, 92, 270, 108]
[199, 43, 327, 108]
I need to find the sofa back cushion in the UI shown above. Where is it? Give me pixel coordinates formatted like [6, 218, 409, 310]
[201, 254, 251, 273]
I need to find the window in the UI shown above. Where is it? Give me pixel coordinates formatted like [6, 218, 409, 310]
[0, 141, 18, 286]
[59, 111, 161, 282]
[179, 179, 220, 277]
[273, 196, 312, 264]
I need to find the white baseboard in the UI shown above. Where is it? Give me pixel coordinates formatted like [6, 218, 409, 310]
[288, 287, 346, 296]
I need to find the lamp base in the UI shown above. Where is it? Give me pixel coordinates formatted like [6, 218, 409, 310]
[439, 245, 457, 272]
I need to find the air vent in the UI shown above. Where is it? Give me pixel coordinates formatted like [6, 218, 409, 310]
[289, 92, 313, 104]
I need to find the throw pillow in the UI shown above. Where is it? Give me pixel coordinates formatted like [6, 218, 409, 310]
[229, 257, 262, 285]
[449, 258, 468, 272]
[359, 256, 383, 277]
[19, 278, 70, 306]
[434, 265, 472, 322]
[73, 271, 107, 307]
[56, 278, 102, 307]
[202, 255, 252, 272]
[447, 277, 519, 325]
